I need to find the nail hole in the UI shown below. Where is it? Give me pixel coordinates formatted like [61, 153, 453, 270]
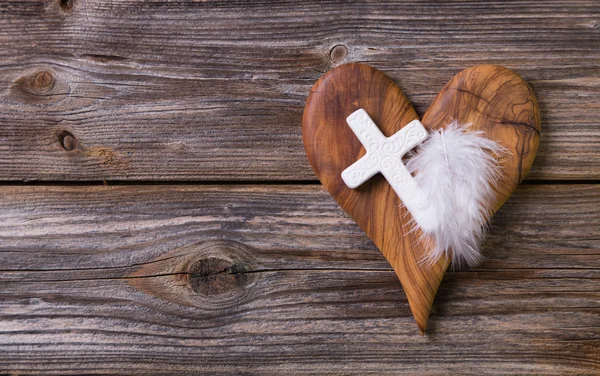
[57, 130, 77, 151]
[330, 44, 348, 64]
[59, 0, 74, 10]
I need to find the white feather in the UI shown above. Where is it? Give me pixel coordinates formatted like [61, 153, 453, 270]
[405, 121, 506, 268]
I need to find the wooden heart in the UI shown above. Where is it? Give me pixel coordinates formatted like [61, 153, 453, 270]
[302, 63, 540, 334]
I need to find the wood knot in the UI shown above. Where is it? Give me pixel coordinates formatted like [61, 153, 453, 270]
[11, 69, 67, 104]
[128, 240, 256, 310]
[188, 256, 248, 296]
[34, 71, 55, 91]
[330, 44, 348, 64]
[56, 130, 77, 151]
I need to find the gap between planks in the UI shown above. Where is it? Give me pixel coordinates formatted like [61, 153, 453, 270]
[0, 179, 598, 186]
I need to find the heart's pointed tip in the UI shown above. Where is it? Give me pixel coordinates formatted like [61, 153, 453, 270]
[400, 254, 450, 336]
[414, 310, 429, 336]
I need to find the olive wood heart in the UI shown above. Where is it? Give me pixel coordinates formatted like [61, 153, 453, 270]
[302, 63, 540, 334]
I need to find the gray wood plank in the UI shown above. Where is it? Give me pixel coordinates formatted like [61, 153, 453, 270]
[0, 184, 598, 374]
[0, 0, 598, 181]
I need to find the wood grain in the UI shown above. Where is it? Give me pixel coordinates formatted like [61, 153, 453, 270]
[303, 63, 539, 333]
[422, 64, 541, 208]
[0, 0, 598, 181]
[0, 184, 598, 375]
[302, 63, 447, 334]
[0, 1, 597, 374]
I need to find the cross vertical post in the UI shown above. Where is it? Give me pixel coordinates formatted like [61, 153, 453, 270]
[341, 109, 431, 229]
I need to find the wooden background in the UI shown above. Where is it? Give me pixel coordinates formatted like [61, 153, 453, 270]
[1, 0, 598, 374]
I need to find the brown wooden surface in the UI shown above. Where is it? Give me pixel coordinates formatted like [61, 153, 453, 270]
[422, 64, 541, 194]
[1, 0, 599, 374]
[0, 0, 598, 181]
[303, 63, 540, 333]
[0, 184, 598, 375]
[303, 63, 447, 334]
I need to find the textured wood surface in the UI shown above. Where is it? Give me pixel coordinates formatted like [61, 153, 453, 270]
[303, 63, 540, 333]
[422, 64, 541, 192]
[0, 0, 598, 181]
[303, 63, 447, 334]
[1, 0, 599, 374]
[0, 184, 598, 375]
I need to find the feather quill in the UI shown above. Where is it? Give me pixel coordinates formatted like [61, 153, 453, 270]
[405, 121, 506, 268]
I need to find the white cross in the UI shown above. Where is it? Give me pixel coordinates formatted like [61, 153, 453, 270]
[341, 109, 432, 230]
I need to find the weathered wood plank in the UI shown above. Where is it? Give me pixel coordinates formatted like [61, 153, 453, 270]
[0, 184, 598, 374]
[0, 0, 598, 181]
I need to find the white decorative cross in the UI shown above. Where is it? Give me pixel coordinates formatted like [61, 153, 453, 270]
[341, 109, 432, 230]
